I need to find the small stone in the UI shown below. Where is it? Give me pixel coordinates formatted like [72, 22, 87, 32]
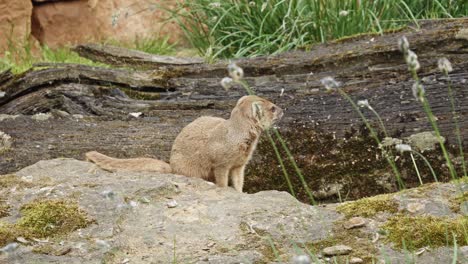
[323, 245, 353, 256]
[292, 254, 311, 264]
[32, 113, 52, 121]
[407, 202, 425, 213]
[344, 217, 366, 229]
[121, 258, 130, 264]
[167, 200, 178, 208]
[0, 91, 5, 98]
[129, 112, 142, 118]
[350, 257, 363, 264]
[16, 237, 29, 244]
[139, 197, 150, 204]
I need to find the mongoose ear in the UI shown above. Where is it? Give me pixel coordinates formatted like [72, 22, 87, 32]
[251, 101, 263, 120]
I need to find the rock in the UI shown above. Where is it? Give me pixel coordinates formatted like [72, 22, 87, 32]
[0, 159, 338, 263]
[166, 200, 178, 208]
[349, 257, 364, 264]
[31, 0, 184, 48]
[323, 245, 353, 256]
[406, 131, 445, 152]
[0, 114, 19, 121]
[0, 0, 33, 51]
[0, 131, 12, 152]
[343, 217, 366, 229]
[0, 158, 465, 263]
[32, 113, 52, 121]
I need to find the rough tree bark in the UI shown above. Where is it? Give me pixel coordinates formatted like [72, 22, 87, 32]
[1, 20, 467, 201]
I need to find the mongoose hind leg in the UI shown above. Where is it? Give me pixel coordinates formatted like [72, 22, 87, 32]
[214, 167, 229, 188]
[230, 166, 245, 192]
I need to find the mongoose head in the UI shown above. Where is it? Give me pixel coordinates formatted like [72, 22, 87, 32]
[231, 95, 283, 129]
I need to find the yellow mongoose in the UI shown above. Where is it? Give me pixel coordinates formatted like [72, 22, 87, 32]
[86, 95, 283, 192]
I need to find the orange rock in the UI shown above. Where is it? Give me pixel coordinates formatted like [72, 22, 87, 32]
[31, 0, 184, 48]
[0, 0, 33, 51]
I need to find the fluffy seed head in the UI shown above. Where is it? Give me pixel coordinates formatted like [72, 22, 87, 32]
[320, 76, 341, 91]
[438, 57, 453, 74]
[339, 10, 349, 17]
[221, 77, 234, 90]
[228, 62, 244, 81]
[292, 255, 311, 264]
[412, 82, 425, 102]
[405, 50, 420, 71]
[398, 36, 410, 53]
[357, 99, 370, 108]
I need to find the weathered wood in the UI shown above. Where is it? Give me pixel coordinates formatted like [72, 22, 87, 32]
[1, 19, 468, 201]
[73, 43, 204, 69]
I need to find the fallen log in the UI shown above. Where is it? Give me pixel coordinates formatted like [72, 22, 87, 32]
[1, 19, 467, 202]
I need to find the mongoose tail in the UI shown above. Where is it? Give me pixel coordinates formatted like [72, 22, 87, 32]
[85, 151, 172, 173]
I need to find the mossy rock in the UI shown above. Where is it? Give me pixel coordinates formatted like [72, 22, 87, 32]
[0, 199, 93, 247]
[449, 191, 468, 213]
[17, 199, 92, 238]
[336, 193, 398, 218]
[0, 174, 34, 189]
[382, 215, 468, 250]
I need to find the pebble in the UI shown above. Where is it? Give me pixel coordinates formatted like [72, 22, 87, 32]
[32, 113, 52, 121]
[16, 237, 29, 244]
[167, 200, 178, 208]
[343, 217, 366, 229]
[323, 245, 353, 256]
[129, 112, 143, 118]
[350, 257, 363, 264]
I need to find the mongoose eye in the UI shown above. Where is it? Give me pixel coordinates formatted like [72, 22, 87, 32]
[271, 106, 276, 113]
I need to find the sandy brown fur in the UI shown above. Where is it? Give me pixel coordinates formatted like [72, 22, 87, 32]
[85, 151, 171, 173]
[86, 95, 283, 192]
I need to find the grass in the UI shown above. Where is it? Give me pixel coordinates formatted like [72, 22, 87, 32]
[170, 0, 468, 59]
[0, 36, 176, 74]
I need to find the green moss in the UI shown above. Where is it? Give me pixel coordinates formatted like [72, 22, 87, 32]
[336, 193, 398, 218]
[0, 199, 93, 247]
[17, 199, 92, 238]
[449, 191, 468, 213]
[0, 199, 10, 218]
[0, 174, 34, 189]
[120, 88, 161, 100]
[32, 244, 72, 256]
[0, 222, 18, 246]
[382, 215, 468, 250]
